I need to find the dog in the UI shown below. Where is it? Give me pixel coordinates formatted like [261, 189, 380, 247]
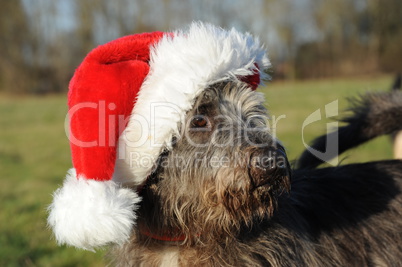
[109, 82, 402, 266]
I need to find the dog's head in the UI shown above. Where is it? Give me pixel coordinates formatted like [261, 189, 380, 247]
[138, 81, 291, 242]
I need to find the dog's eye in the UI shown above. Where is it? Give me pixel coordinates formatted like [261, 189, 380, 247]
[191, 116, 209, 128]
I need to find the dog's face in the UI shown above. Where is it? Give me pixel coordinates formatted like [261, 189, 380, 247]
[138, 82, 291, 241]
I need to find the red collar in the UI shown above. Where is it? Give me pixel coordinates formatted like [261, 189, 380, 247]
[140, 227, 187, 242]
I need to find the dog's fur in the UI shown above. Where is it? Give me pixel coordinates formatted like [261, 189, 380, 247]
[110, 81, 402, 266]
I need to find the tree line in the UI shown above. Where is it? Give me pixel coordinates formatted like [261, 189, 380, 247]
[1, 0, 401, 94]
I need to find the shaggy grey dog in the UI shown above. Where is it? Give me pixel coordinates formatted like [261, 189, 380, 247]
[110, 82, 402, 266]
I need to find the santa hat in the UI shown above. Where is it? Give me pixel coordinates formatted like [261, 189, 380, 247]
[48, 22, 270, 250]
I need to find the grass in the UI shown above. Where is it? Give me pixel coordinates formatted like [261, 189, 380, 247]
[0, 75, 394, 266]
[0, 95, 105, 266]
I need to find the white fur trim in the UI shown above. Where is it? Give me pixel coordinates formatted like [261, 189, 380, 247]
[116, 22, 271, 185]
[47, 169, 140, 250]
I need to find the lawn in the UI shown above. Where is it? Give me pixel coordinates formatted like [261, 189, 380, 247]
[0, 75, 394, 266]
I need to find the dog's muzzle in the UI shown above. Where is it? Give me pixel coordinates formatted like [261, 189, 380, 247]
[249, 145, 291, 189]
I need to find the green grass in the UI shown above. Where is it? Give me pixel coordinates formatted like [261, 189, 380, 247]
[0, 95, 105, 266]
[0, 75, 394, 266]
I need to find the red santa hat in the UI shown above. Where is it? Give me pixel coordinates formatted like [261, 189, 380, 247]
[48, 22, 270, 250]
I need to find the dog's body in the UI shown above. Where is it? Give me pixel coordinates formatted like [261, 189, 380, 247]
[110, 82, 402, 266]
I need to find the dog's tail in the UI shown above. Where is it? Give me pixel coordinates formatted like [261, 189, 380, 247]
[297, 87, 402, 169]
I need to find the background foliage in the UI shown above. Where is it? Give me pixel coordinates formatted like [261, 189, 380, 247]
[0, 0, 401, 94]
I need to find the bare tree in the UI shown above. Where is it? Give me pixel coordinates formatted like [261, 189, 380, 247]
[0, 1, 31, 93]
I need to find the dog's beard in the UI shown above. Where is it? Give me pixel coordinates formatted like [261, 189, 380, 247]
[217, 146, 291, 226]
[137, 147, 291, 242]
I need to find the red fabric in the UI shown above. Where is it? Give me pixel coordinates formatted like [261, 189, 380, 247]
[140, 228, 188, 242]
[68, 32, 164, 181]
[240, 63, 260, 90]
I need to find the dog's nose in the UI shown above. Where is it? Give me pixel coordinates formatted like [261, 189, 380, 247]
[249, 146, 289, 188]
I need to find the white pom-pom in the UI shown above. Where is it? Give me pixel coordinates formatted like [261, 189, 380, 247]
[47, 169, 141, 250]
